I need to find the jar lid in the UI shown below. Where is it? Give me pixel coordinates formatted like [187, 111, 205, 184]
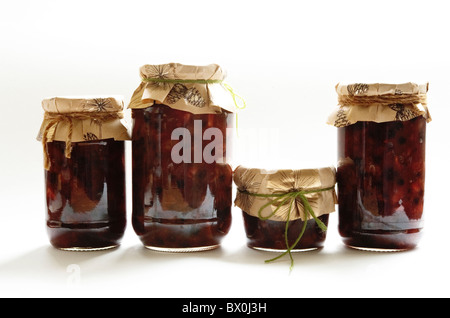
[336, 82, 428, 97]
[328, 82, 431, 127]
[38, 95, 130, 170]
[140, 63, 225, 82]
[233, 165, 337, 222]
[42, 96, 125, 114]
[128, 63, 237, 114]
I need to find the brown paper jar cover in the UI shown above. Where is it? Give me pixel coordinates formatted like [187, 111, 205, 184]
[233, 166, 337, 222]
[327, 82, 431, 127]
[37, 96, 130, 144]
[128, 63, 235, 114]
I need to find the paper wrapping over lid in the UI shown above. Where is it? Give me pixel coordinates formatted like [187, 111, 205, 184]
[327, 82, 431, 127]
[233, 166, 337, 222]
[41, 96, 124, 114]
[37, 96, 130, 170]
[37, 96, 130, 143]
[128, 63, 236, 114]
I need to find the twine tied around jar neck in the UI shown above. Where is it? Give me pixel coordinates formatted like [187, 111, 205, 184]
[41, 111, 124, 170]
[337, 92, 428, 108]
[239, 186, 334, 270]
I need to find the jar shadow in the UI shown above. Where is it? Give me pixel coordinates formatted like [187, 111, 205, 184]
[103, 243, 233, 275]
[219, 241, 416, 268]
[0, 240, 417, 282]
[0, 245, 121, 287]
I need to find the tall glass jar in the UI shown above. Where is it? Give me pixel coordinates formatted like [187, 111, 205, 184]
[128, 63, 236, 252]
[328, 83, 431, 251]
[38, 96, 130, 251]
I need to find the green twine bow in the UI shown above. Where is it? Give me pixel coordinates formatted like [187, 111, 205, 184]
[142, 77, 246, 133]
[241, 186, 334, 270]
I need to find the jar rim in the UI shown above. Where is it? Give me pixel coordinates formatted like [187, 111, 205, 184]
[336, 82, 428, 97]
[41, 96, 125, 114]
[139, 63, 226, 81]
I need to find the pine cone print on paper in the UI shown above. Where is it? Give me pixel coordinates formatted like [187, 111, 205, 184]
[347, 83, 369, 96]
[389, 104, 421, 121]
[166, 83, 188, 104]
[166, 84, 206, 108]
[185, 87, 206, 108]
[334, 108, 351, 127]
[83, 132, 99, 141]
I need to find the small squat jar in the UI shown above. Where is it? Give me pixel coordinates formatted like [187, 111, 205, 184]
[328, 83, 432, 251]
[233, 166, 337, 252]
[38, 96, 130, 251]
[128, 63, 236, 252]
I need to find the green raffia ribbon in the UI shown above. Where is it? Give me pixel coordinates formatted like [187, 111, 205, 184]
[241, 186, 335, 270]
[142, 77, 246, 134]
[221, 82, 246, 136]
[142, 78, 223, 85]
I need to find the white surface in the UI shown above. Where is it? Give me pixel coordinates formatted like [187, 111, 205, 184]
[1, 0, 450, 298]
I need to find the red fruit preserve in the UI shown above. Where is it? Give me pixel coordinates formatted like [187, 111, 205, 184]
[129, 63, 236, 252]
[45, 140, 126, 250]
[330, 83, 431, 251]
[242, 213, 329, 251]
[38, 96, 129, 250]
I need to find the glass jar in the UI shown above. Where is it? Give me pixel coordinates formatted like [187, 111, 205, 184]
[233, 166, 337, 253]
[38, 96, 130, 251]
[128, 63, 236, 252]
[329, 83, 431, 251]
[242, 213, 329, 251]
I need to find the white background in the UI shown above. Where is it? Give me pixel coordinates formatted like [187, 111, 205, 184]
[0, 0, 449, 298]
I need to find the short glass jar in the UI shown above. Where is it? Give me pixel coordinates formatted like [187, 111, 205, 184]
[233, 166, 337, 253]
[329, 83, 431, 251]
[242, 213, 329, 252]
[128, 63, 236, 252]
[38, 96, 129, 251]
